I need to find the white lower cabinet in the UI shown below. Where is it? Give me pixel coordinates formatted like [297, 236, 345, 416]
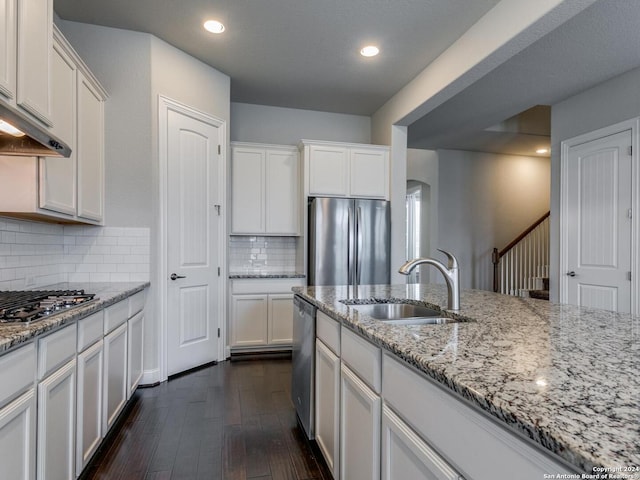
[127, 311, 144, 397]
[268, 294, 294, 345]
[382, 404, 461, 480]
[103, 322, 128, 432]
[76, 339, 103, 476]
[315, 339, 340, 478]
[0, 389, 37, 480]
[37, 358, 76, 480]
[231, 294, 269, 347]
[230, 279, 304, 351]
[340, 363, 381, 480]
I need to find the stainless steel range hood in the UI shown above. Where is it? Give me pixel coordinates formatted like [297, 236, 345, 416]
[0, 102, 71, 157]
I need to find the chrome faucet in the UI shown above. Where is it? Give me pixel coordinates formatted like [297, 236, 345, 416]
[398, 249, 460, 310]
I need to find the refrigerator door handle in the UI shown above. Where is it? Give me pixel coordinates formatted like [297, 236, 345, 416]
[347, 207, 353, 285]
[356, 206, 363, 285]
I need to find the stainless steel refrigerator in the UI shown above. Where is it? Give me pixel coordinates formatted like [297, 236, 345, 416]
[308, 197, 390, 286]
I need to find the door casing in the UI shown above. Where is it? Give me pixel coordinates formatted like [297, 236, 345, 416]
[560, 117, 639, 315]
[158, 96, 227, 382]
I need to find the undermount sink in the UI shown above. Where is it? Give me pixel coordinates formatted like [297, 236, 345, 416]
[351, 302, 454, 326]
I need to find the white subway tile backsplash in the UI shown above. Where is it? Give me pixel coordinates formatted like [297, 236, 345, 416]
[229, 235, 298, 274]
[0, 216, 150, 289]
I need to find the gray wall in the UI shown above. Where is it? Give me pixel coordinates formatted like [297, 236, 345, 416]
[437, 150, 550, 291]
[58, 20, 231, 383]
[231, 102, 370, 145]
[549, 66, 640, 301]
[57, 21, 153, 228]
[406, 149, 439, 283]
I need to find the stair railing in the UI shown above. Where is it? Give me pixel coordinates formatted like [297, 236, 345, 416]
[492, 212, 550, 295]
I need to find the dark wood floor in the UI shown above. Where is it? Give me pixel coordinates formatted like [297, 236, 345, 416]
[83, 358, 332, 480]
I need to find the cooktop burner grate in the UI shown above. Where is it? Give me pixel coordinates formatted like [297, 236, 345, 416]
[0, 290, 97, 324]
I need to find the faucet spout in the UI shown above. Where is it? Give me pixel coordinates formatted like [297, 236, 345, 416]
[398, 249, 460, 310]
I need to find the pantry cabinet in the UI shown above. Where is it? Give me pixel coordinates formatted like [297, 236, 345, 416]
[301, 140, 389, 200]
[229, 278, 304, 351]
[231, 143, 300, 235]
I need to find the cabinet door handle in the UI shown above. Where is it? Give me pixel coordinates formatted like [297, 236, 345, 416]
[170, 273, 186, 280]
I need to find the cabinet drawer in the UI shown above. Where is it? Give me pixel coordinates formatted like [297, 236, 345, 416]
[77, 310, 104, 352]
[104, 299, 128, 334]
[128, 291, 145, 317]
[0, 343, 36, 407]
[38, 323, 77, 380]
[382, 354, 574, 480]
[316, 310, 340, 355]
[341, 327, 381, 393]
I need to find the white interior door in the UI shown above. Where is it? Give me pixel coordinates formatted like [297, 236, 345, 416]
[166, 107, 222, 376]
[563, 129, 632, 312]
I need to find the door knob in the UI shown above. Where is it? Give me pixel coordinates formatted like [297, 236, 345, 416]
[566, 271, 576, 277]
[170, 273, 186, 280]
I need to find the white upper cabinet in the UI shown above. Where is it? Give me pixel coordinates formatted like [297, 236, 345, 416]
[16, 0, 52, 125]
[38, 37, 76, 215]
[0, 26, 106, 224]
[0, 0, 17, 100]
[76, 70, 104, 222]
[307, 144, 348, 196]
[301, 140, 390, 200]
[231, 142, 300, 235]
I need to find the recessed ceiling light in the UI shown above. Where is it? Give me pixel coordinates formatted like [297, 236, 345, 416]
[204, 20, 225, 34]
[536, 148, 549, 154]
[360, 45, 379, 57]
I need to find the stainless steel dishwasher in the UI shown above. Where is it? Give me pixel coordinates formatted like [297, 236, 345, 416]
[291, 295, 316, 440]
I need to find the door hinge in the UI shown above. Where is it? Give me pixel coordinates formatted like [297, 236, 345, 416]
[628, 271, 632, 281]
[214, 204, 221, 216]
[217, 328, 221, 338]
[628, 145, 633, 155]
[218, 144, 221, 155]
[628, 208, 633, 219]
[217, 266, 221, 276]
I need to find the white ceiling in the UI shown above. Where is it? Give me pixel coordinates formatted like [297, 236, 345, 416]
[52, 0, 500, 116]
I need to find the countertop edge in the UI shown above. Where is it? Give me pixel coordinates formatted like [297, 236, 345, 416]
[292, 288, 597, 475]
[0, 282, 150, 355]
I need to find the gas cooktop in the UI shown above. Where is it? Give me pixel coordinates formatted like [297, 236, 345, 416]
[0, 290, 97, 324]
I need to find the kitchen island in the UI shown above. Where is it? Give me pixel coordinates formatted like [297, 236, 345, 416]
[294, 284, 640, 479]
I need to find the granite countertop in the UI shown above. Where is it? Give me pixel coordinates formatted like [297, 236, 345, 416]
[293, 284, 640, 476]
[0, 282, 150, 354]
[229, 273, 305, 279]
